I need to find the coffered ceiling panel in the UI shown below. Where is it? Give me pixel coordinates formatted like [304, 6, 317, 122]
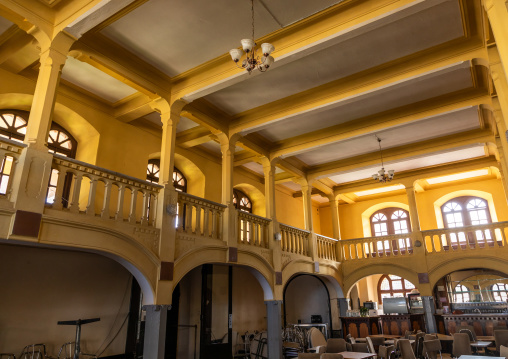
[327, 145, 487, 184]
[253, 62, 473, 141]
[61, 57, 137, 103]
[101, 0, 345, 76]
[296, 106, 480, 166]
[203, 0, 463, 115]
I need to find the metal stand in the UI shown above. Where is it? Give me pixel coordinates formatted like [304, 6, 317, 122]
[57, 318, 100, 359]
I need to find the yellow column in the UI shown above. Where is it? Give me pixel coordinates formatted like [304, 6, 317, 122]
[406, 186, 421, 231]
[262, 157, 277, 220]
[489, 47, 508, 131]
[301, 182, 314, 232]
[25, 32, 75, 150]
[328, 194, 341, 239]
[218, 134, 239, 248]
[484, 0, 508, 84]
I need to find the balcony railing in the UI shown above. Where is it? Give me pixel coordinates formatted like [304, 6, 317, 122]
[316, 234, 338, 261]
[177, 192, 226, 240]
[237, 211, 271, 248]
[49, 155, 163, 227]
[280, 223, 310, 256]
[422, 221, 508, 253]
[341, 233, 414, 261]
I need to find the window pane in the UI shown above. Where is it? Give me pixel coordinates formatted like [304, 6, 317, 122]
[0, 175, 9, 194]
[404, 280, 415, 289]
[2, 114, 14, 126]
[392, 280, 403, 290]
[380, 278, 390, 290]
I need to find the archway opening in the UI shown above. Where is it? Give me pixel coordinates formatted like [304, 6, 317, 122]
[432, 268, 508, 336]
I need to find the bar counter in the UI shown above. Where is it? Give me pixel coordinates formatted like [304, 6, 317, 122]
[341, 314, 425, 338]
[437, 313, 508, 335]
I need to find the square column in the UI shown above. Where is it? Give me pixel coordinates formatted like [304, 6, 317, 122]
[143, 305, 170, 359]
[265, 300, 283, 359]
[422, 296, 437, 333]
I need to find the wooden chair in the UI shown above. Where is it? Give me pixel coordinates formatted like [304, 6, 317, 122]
[422, 339, 442, 359]
[452, 333, 472, 358]
[500, 345, 508, 359]
[325, 339, 348, 353]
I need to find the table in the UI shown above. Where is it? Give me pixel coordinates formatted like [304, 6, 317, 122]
[459, 356, 504, 359]
[338, 352, 376, 359]
[470, 341, 493, 348]
[371, 334, 403, 339]
[385, 339, 414, 345]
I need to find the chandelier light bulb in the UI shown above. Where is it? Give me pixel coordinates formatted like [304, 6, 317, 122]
[372, 135, 395, 183]
[229, 49, 243, 62]
[261, 43, 275, 56]
[241, 39, 255, 53]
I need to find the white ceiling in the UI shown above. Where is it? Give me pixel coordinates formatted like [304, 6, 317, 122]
[0, 16, 12, 35]
[253, 61, 473, 141]
[241, 161, 284, 175]
[203, 0, 463, 115]
[101, 0, 345, 76]
[61, 57, 137, 103]
[296, 106, 480, 166]
[326, 145, 487, 184]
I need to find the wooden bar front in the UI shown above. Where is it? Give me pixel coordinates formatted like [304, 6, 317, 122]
[379, 314, 425, 335]
[440, 314, 508, 336]
[341, 317, 381, 338]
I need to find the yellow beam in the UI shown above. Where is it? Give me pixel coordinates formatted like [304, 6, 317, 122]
[309, 129, 494, 180]
[176, 126, 213, 148]
[271, 92, 491, 158]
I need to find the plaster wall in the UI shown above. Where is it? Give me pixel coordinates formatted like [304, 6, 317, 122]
[0, 244, 132, 357]
[284, 275, 330, 326]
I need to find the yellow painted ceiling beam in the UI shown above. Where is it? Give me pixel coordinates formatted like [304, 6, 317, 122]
[114, 92, 153, 123]
[234, 151, 258, 166]
[230, 45, 488, 134]
[71, 34, 171, 99]
[271, 92, 492, 159]
[182, 100, 230, 135]
[308, 129, 494, 180]
[176, 126, 214, 148]
[336, 157, 498, 195]
[170, 0, 442, 101]
[0, 26, 33, 65]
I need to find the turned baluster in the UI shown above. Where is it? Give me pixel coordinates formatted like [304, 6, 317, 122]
[128, 188, 138, 223]
[185, 203, 193, 233]
[115, 184, 126, 221]
[211, 209, 217, 238]
[177, 198, 185, 231]
[85, 177, 98, 216]
[69, 172, 83, 213]
[203, 207, 209, 237]
[218, 210, 223, 240]
[101, 181, 112, 219]
[52, 167, 68, 210]
[237, 216, 243, 243]
[195, 204, 202, 235]
[140, 191, 150, 225]
[149, 192, 157, 226]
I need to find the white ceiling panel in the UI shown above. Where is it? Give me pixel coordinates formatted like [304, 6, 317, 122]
[327, 145, 487, 184]
[204, 0, 463, 115]
[254, 62, 472, 141]
[312, 194, 329, 203]
[0, 16, 13, 35]
[262, 0, 345, 27]
[280, 181, 302, 192]
[296, 106, 479, 166]
[62, 57, 137, 103]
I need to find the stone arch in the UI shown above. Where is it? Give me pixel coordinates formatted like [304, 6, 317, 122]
[234, 183, 266, 217]
[428, 255, 508, 291]
[433, 189, 499, 228]
[173, 247, 275, 300]
[342, 263, 419, 297]
[282, 259, 344, 297]
[361, 201, 410, 237]
[0, 93, 100, 164]
[37, 220, 158, 304]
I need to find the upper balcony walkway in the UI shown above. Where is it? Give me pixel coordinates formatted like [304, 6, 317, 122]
[2, 137, 508, 303]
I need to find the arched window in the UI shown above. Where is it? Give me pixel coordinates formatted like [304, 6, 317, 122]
[453, 284, 470, 303]
[0, 111, 77, 203]
[370, 208, 411, 236]
[0, 111, 27, 142]
[492, 283, 508, 302]
[233, 189, 252, 213]
[442, 197, 491, 227]
[145, 159, 187, 192]
[377, 274, 416, 303]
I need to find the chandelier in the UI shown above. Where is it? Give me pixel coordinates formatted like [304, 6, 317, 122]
[372, 135, 395, 183]
[229, 0, 275, 74]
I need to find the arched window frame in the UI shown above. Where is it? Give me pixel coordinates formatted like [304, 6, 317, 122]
[233, 188, 252, 213]
[145, 159, 187, 193]
[370, 208, 411, 237]
[441, 196, 492, 228]
[453, 284, 470, 303]
[0, 111, 77, 204]
[377, 274, 416, 304]
[491, 283, 508, 302]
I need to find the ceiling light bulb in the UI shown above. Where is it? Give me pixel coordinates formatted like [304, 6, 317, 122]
[261, 43, 275, 56]
[229, 49, 243, 62]
[241, 39, 255, 53]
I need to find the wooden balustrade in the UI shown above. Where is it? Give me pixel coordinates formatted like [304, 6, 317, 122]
[176, 192, 226, 240]
[0, 138, 26, 200]
[422, 221, 508, 253]
[49, 155, 162, 226]
[280, 223, 310, 256]
[316, 234, 338, 261]
[341, 233, 414, 260]
[237, 211, 271, 248]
